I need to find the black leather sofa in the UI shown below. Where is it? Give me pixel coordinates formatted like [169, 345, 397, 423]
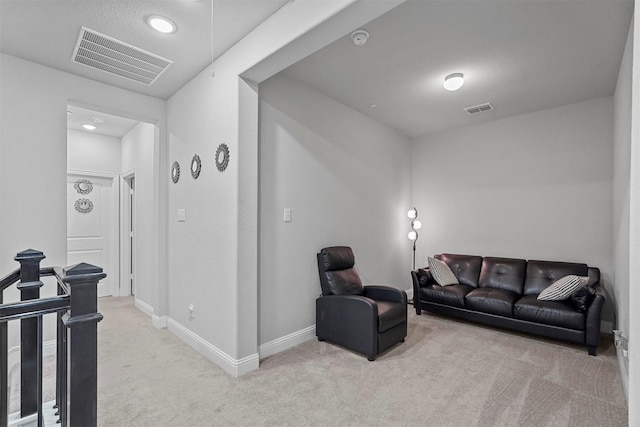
[411, 254, 605, 355]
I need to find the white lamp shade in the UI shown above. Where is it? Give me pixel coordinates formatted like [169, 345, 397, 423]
[407, 208, 417, 219]
[412, 220, 422, 230]
[408, 231, 417, 241]
[444, 73, 464, 91]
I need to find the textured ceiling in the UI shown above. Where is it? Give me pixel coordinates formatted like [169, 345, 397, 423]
[0, 0, 291, 100]
[283, 0, 634, 138]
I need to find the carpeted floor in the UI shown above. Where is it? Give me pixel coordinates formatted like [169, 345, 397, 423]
[94, 297, 627, 426]
[9, 296, 629, 426]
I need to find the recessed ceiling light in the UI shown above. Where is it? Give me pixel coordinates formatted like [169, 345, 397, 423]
[369, 103, 377, 108]
[147, 15, 177, 34]
[82, 124, 97, 131]
[444, 73, 464, 91]
[92, 116, 105, 124]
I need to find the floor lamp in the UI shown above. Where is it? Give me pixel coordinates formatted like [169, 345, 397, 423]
[407, 207, 422, 270]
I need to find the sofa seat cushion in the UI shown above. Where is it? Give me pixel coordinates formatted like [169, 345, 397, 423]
[514, 295, 585, 330]
[376, 300, 406, 332]
[419, 284, 474, 308]
[465, 288, 519, 317]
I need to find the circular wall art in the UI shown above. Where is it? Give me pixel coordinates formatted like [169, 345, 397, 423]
[74, 179, 93, 194]
[191, 154, 202, 179]
[74, 198, 94, 214]
[215, 143, 230, 172]
[171, 161, 180, 183]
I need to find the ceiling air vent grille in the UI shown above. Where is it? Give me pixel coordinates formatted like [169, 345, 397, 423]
[464, 102, 494, 115]
[71, 27, 173, 85]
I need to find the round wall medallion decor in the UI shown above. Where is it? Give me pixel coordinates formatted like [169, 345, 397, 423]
[215, 143, 230, 172]
[74, 198, 94, 214]
[191, 154, 202, 179]
[74, 179, 93, 194]
[171, 161, 180, 183]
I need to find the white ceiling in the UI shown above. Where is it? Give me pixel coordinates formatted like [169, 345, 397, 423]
[1, 0, 290, 136]
[283, 0, 634, 138]
[1, 0, 634, 139]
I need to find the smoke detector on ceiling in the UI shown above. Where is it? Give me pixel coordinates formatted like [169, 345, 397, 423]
[351, 30, 369, 46]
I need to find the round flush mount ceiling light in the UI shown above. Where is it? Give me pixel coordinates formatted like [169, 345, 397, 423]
[351, 29, 369, 46]
[82, 124, 97, 131]
[147, 15, 177, 34]
[443, 73, 464, 91]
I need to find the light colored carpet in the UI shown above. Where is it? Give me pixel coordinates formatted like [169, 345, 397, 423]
[95, 297, 627, 426]
[8, 296, 629, 426]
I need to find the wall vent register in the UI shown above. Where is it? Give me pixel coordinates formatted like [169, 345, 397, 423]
[71, 27, 173, 85]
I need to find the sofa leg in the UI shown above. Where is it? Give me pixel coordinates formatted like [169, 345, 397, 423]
[367, 355, 375, 361]
[415, 306, 421, 315]
[317, 336, 325, 342]
[587, 345, 597, 356]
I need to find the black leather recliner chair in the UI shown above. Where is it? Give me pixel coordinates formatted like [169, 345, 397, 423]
[316, 246, 407, 361]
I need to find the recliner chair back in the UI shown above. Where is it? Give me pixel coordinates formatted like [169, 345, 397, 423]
[317, 246, 364, 296]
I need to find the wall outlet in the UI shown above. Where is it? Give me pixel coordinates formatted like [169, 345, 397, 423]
[188, 304, 195, 319]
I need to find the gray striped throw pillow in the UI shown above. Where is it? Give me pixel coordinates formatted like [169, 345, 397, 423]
[428, 257, 458, 287]
[537, 275, 589, 301]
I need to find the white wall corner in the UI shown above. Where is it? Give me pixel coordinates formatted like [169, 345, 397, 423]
[259, 325, 316, 359]
[152, 314, 168, 329]
[167, 318, 259, 377]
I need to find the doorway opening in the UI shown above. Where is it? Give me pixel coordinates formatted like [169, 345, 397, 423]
[66, 103, 148, 299]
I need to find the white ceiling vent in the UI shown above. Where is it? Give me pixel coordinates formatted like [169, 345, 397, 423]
[71, 27, 173, 85]
[464, 102, 494, 115]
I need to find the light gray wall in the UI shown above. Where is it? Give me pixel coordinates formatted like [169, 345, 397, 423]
[258, 73, 412, 345]
[0, 53, 165, 349]
[411, 97, 614, 321]
[121, 122, 157, 307]
[67, 130, 121, 175]
[613, 16, 633, 393]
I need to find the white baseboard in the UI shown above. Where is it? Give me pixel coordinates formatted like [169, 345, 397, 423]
[259, 325, 316, 359]
[167, 318, 259, 377]
[616, 347, 629, 404]
[405, 288, 413, 300]
[134, 298, 153, 317]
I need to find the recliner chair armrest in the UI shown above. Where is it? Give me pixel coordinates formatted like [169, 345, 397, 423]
[363, 286, 407, 304]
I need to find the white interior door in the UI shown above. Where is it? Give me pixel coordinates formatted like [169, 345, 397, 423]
[67, 174, 117, 297]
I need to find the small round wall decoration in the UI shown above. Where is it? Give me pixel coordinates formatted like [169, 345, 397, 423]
[215, 143, 230, 172]
[171, 161, 180, 183]
[74, 179, 93, 195]
[74, 198, 94, 214]
[191, 154, 202, 179]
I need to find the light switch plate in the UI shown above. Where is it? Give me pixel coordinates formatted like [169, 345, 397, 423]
[283, 208, 291, 222]
[178, 209, 186, 222]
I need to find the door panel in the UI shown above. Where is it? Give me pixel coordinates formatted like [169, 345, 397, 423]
[67, 174, 115, 297]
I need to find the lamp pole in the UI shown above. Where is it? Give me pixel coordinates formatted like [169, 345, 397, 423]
[408, 207, 421, 270]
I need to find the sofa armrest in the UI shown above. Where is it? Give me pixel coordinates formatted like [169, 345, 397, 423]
[585, 284, 605, 355]
[411, 268, 433, 315]
[363, 285, 407, 304]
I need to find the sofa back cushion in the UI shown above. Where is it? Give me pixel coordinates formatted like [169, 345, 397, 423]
[435, 254, 482, 288]
[479, 257, 527, 294]
[524, 260, 589, 296]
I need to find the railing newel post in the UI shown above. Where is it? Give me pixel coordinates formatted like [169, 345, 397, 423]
[62, 262, 105, 427]
[14, 249, 46, 418]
